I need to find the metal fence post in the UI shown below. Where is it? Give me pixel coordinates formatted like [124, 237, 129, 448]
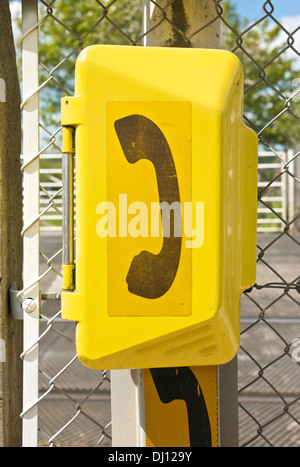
[111, 370, 146, 447]
[0, 0, 23, 447]
[20, 0, 40, 447]
[143, 0, 222, 48]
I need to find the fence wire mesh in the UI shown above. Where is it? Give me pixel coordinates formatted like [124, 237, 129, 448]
[16, 0, 300, 446]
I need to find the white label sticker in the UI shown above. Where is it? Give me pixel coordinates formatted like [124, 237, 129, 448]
[0, 338, 6, 363]
[0, 78, 6, 103]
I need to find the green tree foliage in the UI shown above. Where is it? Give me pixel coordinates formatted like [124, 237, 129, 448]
[222, 1, 300, 148]
[37, 0, 142, 128]
[17, 0, 300, 148]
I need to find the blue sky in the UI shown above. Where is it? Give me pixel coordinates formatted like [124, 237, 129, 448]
[233, 0, 300, 21]
[230, 1, 300, 49]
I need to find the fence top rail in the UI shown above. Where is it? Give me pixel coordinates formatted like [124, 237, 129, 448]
[259, 151, 287, 157]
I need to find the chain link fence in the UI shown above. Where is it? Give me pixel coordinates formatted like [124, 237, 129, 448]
[16, 0, 300, 446]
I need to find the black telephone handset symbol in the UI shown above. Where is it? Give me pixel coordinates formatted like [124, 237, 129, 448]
[150, 367, 212, 447]
[114, 115, 182, 299]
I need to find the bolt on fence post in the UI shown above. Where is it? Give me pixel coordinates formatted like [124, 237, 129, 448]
[111, 0, 238, 448]
[0, 0, 23, 447]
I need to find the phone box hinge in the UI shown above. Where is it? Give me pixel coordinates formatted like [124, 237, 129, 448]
[62, 264, 75, 291]
[62, 126, 75, 154]
[61, 96, 82, 126]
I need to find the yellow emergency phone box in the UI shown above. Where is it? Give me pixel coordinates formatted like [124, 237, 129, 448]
[61, 45, 257, 370]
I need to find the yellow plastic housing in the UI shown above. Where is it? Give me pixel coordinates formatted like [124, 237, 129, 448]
[61, 45, 258, 370]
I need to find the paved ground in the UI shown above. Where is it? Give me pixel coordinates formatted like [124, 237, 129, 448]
[37, 231, 300, 447]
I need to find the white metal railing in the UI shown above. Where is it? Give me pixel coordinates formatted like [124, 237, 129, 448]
[257, 150, 295, 233]
[21, 153, 63, 230]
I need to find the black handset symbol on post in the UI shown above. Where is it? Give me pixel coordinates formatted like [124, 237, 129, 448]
[150, 367, 212, 447]
[114, 115, 182, 299]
